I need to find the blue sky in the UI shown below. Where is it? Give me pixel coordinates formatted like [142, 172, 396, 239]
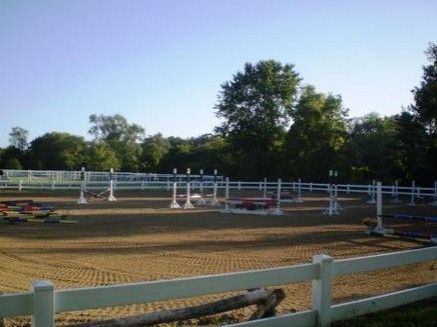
[1, 0, 436, 147]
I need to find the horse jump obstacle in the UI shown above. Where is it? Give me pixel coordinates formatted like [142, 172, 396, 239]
[77, 167, 117, 205]
[323, 170, 342, 216]
[169, 168, 220, 209]
[221, 178, 283, 215]
[366, 182, 437, 244]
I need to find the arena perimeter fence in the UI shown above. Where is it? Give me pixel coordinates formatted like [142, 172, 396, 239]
[1, 170, 437, 201]
[0, 247, 436, 326]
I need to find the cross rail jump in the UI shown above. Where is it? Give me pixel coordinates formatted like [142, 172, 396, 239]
[77, 167, 117, 205]
[365, 181, 437, 244]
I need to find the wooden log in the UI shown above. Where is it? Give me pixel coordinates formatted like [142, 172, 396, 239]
[249, 289, 285, 320]
[74, 288, 282, 327]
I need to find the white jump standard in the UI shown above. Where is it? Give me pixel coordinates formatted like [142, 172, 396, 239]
[182, 168, 195, 209]
[323, 170, 341, 216]
[169, 168, 181, 209]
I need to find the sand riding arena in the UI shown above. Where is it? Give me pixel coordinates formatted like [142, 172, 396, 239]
[0, 190, 436, 326]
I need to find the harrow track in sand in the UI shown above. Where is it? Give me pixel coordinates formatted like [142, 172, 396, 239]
[0, 191, 435, 326]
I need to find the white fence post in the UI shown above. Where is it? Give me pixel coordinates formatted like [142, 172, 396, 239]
[18, 179, 22, 191]
[31, 280, 55, 327]
[311, 254, 333, 327]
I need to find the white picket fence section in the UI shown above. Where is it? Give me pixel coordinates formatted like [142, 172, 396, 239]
[1, 179, 437, 202]
[0, 247, 436, 326]
[1, 169, 223, 183]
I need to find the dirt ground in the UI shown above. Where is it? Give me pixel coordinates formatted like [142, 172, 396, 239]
[0, 189, 436, 326]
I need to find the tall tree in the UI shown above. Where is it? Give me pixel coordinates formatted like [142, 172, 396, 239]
[88, 114, 145, 171]
[29, 132, 86, 170]
[88, 114, 145, 144]
[407, 43, 437, 180]
[9, 127, 29, 151]
[284, 85, 348, 180]
[86, 143, 121, 171]
[141, 134, 170, 171]
[346, 113, 401, 182]
[215, 60, 300, 179]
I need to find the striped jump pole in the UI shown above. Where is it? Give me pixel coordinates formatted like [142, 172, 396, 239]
[169, 168, 180, 209]
[107, 168, 117, 202]
[182, 168, 194, 209]
[77, 167, 87, 205]
[209, 169, 220, 206]
[409, 180, 416, 206]
[430, 181, 437, 206]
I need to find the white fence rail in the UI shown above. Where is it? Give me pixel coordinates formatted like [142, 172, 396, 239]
[0, 247, 436, 326]
[1, 169, 223, 183]
[1, 179, 437, 201]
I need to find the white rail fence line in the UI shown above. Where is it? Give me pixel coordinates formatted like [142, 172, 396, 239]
[1, 179, 437, 201]
[0, 247, 436, 327]
[1, 169, 223, 183]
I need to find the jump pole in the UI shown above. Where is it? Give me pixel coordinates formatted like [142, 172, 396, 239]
[77, 167, 87, 205]
[374, 181, 384, 234]
[263, 177, 267, 198]
[209, 169, 220, 206]
[275, 179, 282, 214]
[294, 178, 303, 203]
[107, 168, 117, 201]
[195, 169, 207, 206]
[224, 177, 229, 212]
[367, 180, 376, 204]
[409, 180, 416, 206]
[182, 168, 195, 209]
[431, 181, 437, 206]
[391, 180, 401, 203]
[169, 168, 181, 209]
[323, 170, 340, 216]
[199, 169, 204, 193]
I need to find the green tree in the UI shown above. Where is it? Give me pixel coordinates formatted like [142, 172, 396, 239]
[5, 158, 22, 169]
[29, 132, 86, 169]
[284, 85, 348, 180]
[406, 43, 437, 180]
[89, 114, 144, 144]
[9, 127, 29, 151]
[0, 146, 26, 170]
[86, 143, 121, 171]
[215, 60, 300, 179]
[346, 113, 401, 182]
[395, 111, 428, 182]
[141, 133, 170, 171]
[88, 114, 145, 171]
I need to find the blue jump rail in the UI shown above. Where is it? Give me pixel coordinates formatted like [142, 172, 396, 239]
[382, 214, 437, 223]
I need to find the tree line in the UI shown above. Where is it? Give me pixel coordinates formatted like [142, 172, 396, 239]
[1, 43, 435, 184]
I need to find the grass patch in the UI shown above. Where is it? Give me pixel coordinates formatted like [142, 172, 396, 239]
[333, 297, 437, 327]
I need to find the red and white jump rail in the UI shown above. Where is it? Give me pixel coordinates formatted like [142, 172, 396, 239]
[0, 247, 435, 327]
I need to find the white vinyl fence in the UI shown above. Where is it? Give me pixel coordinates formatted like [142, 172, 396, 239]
[1, 178, 437, 203]
[0, 247, 436, 327]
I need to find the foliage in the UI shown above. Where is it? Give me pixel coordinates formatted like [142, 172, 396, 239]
[29, 132, 86, 170]
[88, 114, 145, 171]
[4, 157, 22, 169]
[346, 113, 401, 182]
[404, 42, 437, 181]
[86, 143, 121, 171]
[284, 85, 348, 180]
[9, 127, 29, 151]
[215, 60, 300, 179]
[89, 114, 145, 144]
